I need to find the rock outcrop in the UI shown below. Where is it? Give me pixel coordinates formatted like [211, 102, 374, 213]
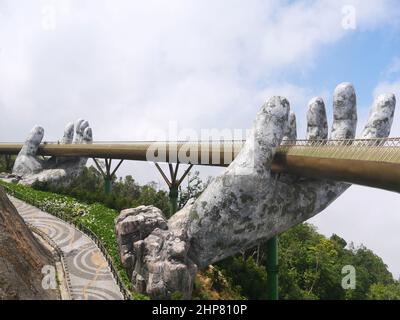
[115, 206, 197, 299]
[0, 187, 59, 299]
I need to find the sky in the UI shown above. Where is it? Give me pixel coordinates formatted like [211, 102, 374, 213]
[1, 0, 400, 277]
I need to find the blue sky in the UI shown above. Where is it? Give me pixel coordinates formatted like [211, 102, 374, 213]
[308, 28, 400, 107]
[254, 26, 400, 136]
[1, 0, 400, 277]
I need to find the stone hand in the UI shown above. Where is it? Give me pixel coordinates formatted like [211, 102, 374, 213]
[184, 83, 396, 267]
[115, 83, 396, 299]
[12, 119, 93, 186]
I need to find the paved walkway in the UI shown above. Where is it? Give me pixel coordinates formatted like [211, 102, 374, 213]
[9, 196, 124, 300]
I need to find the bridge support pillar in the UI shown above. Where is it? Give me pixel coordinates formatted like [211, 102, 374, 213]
[155, 163, 193, 216]
[93, 158, 124, 194]
[267, 235, 278, 300]
[168, 185, 179, 215]
[104, 177, 112, 194]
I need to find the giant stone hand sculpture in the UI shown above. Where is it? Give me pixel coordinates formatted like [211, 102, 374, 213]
[115, 83, 396, 299]
[12, 119, 93, 186]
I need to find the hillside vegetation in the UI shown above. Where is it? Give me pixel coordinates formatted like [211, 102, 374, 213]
[1, 163, 399, 300]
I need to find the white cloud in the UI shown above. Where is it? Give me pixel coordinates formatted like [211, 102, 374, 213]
[384, 57, 400, 77]
[0, 0, 397, 141]
[373, 80, 400, 99]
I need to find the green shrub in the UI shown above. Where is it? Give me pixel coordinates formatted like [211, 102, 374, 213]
[171, 291, 184, 300]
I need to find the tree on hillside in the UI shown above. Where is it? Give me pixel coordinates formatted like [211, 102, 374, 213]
[368, 283, 400, 300]
[178, 171, 211, 210]
[32, 166, 170, 213]
[217, 223, 396, 300]
[0, 155, 15, 173]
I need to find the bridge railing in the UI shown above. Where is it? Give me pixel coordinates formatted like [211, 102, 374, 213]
[278, 137, 400, 163]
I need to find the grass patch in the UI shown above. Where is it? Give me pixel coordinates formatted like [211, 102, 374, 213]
[0, 180, 148, 300]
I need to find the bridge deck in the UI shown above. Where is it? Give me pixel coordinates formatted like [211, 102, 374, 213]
[0, 138, 399, 193]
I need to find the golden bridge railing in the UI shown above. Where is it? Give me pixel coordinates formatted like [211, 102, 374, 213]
[278, 138, 400, 164]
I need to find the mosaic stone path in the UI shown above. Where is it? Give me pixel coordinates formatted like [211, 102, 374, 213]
[9, 196, 124, 300]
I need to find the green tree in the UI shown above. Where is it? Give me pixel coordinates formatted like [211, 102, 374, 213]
[132, 184, 170, 214]
[0, 155, 15, 172]
[344, 244, 394, 299]
[368, 283, 400, 300]
[32, 166, 170, 213]
[218, 256, 268, 300]
[217, 223, 396, 300]
[178, 171, 210, 210]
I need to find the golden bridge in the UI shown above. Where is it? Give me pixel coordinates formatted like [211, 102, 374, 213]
[1, 137, 400, 193]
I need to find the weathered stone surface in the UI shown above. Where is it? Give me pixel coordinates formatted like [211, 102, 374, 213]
[331, 83, 357, 139]
[282, 112, 297, 142]
[115, 206, 170, 279]
[115, 205, 196, 299]
[307, 97, 328, 140]
[12, 126, 45, 176]
[116, 206, 168, 240]
[0, 187, 59, 299]
[12, 119, 93, 187]
[116, 82, 396, 299]
[362, 93, 396, 139]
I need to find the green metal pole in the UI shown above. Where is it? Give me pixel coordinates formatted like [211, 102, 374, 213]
[104, 177, 112, 194]
[266, 235, 278, 300]
[169, 185, 178, 215]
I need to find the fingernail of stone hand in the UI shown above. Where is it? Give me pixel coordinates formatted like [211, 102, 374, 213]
[307, 97, 328, 140]
[362, 93, 396, 139]
[331, 82, 357, 139]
